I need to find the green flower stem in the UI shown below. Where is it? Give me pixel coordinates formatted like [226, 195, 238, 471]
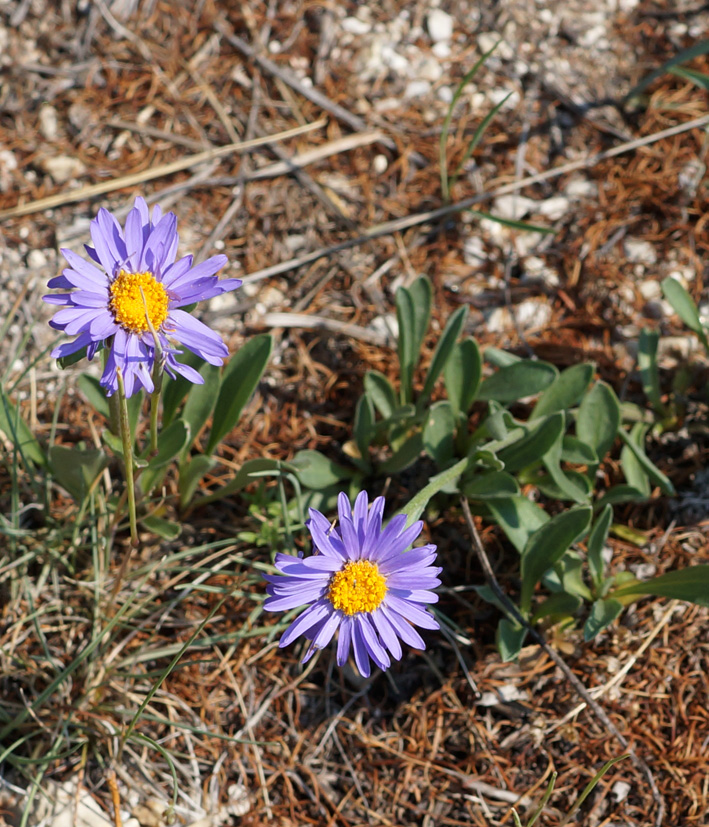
[116, 368, 138, 546]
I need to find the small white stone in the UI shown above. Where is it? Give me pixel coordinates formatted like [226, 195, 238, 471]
[579, 25, 608, 48]
[477, 32, 513, 60]
[427, 8, 453, 43]
[268, 40, 281, 53]
[342, 16, 370, 35]
[463, 235, 486, 266]
[27, 249, 48, 268]
[39, 104, 59, 141]
[638, 280, 661, 301]
[415, 56, 443, 82]
[612, 780, 632, 803]
[521, 256, 560, 288]
[564, 177, 597, 200]
[668, 266, 695, 286]
[432, 41, 451, 59]
[373, 154, 388, 174]
[369, 314, 398, 341]
[492, 194, 537, 221]
[437, 86, 453, 103]
[536, 195, 569, 221]
[0, 148, 17, 170]
[404, 79, 431, 98]
[41, 155, 86, 184]
[623, 238, 657, 265]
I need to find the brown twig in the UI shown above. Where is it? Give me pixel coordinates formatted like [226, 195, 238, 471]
[459, 497, 666, 827]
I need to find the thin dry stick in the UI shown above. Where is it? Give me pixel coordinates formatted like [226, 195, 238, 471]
[238, 112, 709, 286]
[459, 497, 666, 827]
[106, 769, 123, 827]
[0, 120, 325, 220]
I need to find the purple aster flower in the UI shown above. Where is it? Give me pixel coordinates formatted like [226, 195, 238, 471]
[44, 196, 242, 397]
[264, 491, 441, 678]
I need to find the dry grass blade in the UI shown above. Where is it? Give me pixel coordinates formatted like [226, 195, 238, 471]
[0, 120, 326, 220]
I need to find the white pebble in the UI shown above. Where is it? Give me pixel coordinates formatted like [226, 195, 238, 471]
[427, 9, 453, 43]
[373, 154, 388, 174]
[342, 17, 371, 35]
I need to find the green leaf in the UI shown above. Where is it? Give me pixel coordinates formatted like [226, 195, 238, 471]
[610, 566, 709, 607]
[533, 469, 593, 502]
[520, 507, 592, 613]
[576, 381, 620, 464]
[206, 334, 273, 455]
[396, 457, 469, 527]
[587, 504, 613, 588]
[178, 455, 216, 509]
[353, 394, 375, 463]
[477, 360, 557, 403]
[48, 445, 108, 502]
[497, 618, 528, 662]
[444, 337, 482, 416]
[661, 276, 709, 351]
[180, 364, 220, 454]
[440, 41, 502, 201]
[541, 422, 591, 504]
[473, 584, 508, 615]
[291, 450, 357, 490]
[419, 305, 468, 408]
[532, 592, 583, 624]
[463, 471, 519, 500]
[625, 39, 709, 101]
[396, 276, 432, 404]
[57, 343, 90, 369]
[486, 495, 549, 555]
[669, 64, 709, 91]
[618, 426, 674, 495]
[139, 419, 191, 495]
[469, 208, 555, 235]
[378, 430, 424, 475]
[77, 375, 111, 422]
[452, 92, 512, 181]
[484, 346, 522, 367]
[531, 363, 594, 420]
[423, 401, 456, 466]
[620, 423, 651, 496]
[553, 551, 593, 601]
[595, 484, 649, 509]
[638, 328, 663, 414]
[0, 389, 46, 467]
[193, 458, 285, 508]
[560, 435, 598, 465]
[583, 598, 623, 641]
[140, 515, 181, 540]
[363, 371, 397, 418]
[497, 412, 565, 474]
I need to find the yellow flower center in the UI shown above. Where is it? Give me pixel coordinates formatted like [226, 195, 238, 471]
[109, 270, 169, 334]
[327, 560, 387, 616]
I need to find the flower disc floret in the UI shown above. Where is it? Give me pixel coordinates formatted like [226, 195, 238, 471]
[263, 490, 442, 678]
[109, 270, 169, 333]
[328, 560, 387, 615]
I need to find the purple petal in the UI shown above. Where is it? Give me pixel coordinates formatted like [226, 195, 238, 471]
[90, 209, 121, 275]
[263, 584, 326, 612]
[371, 609, 403, 660]
[140, 212, 177, 273]
[385, 595, 439, 630]
[351, 621, 371, 677]
[170, 278, 242, 307]
[280, 600, 332, 647]
[165, 354, 204, 384]
[380, 605, 426, 649]
[338, 513, 361, 561]
[96, 207, 128, 267]
[50, 331, 93, 359]
[336, 616, 354, 666]
[69, 290, 110, 309]
[47, 275, 74, 289]
[124, 204, 145, 269]
[307, 510, 347, 559]
[353, 490, 369, 541]
[378, 545, 437, 573]
[357, 614, 390, 671]
[167, 309, 228, 365]
[88, 311, 119, 339]
[43, 293, 73, 305]
[165, 254, 228, 290]
[161, 255, 193, 287]
[310, 610, 341, 649]
[371, 520, 424, 563]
